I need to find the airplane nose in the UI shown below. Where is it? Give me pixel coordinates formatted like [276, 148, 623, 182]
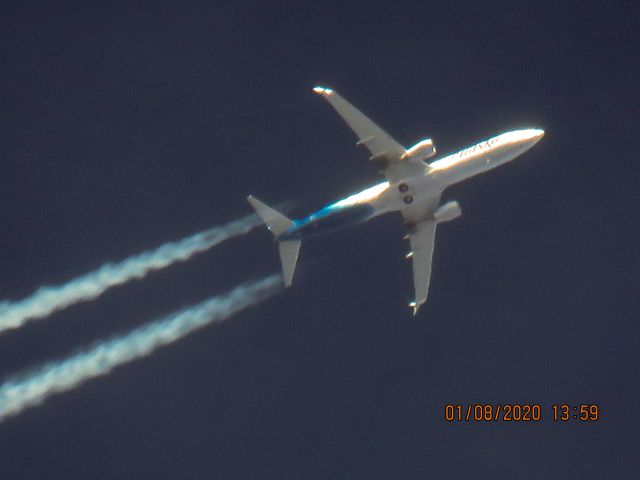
[533, 129, 544, 139]
[526, 128, 545, 142]
[501, 129, 545, 146]
[527, 128, 544, 144]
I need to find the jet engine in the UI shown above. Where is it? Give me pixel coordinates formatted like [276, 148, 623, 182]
[433, 201, 462, 223]
[404, 138, 436, 161]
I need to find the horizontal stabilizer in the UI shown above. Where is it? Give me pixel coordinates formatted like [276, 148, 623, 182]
[246, 195, 293, 236]
[247, 195, 301, 286]
[278, 240, 301, 287]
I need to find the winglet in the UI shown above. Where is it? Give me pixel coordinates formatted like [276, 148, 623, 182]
[409, 301, 421, 316]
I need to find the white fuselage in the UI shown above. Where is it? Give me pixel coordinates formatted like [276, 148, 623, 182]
[280, 129, 543, 240]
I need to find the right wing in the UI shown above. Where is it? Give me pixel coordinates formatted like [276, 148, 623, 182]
[313, 86, 428, 183]
[403, 194, 441, 315]
[407, 219, 438, 315]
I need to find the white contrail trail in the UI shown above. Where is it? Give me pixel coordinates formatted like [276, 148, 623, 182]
[0, 274, 281, 422]
[0, 215, 260, 334]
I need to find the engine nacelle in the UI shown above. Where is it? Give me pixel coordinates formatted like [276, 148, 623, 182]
[433, 201, 462, 223]
[404, 138, 436, 161]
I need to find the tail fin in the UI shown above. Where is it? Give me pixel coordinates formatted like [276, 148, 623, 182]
[247, 195, 300, 287]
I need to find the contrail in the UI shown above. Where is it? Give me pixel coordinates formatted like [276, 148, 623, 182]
[0, 215, 260, 334]
[0, 274, 281, 422]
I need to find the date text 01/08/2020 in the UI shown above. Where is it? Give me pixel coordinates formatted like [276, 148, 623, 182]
[444, 404, 600, 422]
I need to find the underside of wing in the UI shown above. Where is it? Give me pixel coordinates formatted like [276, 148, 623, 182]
[407, 219, 438, 315]
[313, 86, 428, 183]
[402, 194, 441, 315]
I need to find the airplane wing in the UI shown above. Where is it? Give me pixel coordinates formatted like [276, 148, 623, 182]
[313, 86, 428, 183]
[403, 195, 441, 315]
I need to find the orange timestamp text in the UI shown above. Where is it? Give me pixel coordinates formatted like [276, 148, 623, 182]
[444, 404, 600, 422]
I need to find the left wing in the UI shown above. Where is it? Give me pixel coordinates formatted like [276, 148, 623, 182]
[403, 195, 441, 315]
[313, 86, 428, 183]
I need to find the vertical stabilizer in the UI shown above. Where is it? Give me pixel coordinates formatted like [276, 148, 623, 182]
[247, 195, 301, 286]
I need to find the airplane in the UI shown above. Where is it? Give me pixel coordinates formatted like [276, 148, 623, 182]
[247, 86, 544, 315]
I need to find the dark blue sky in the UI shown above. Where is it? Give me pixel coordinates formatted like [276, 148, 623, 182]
[0, 1, 638, 478]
